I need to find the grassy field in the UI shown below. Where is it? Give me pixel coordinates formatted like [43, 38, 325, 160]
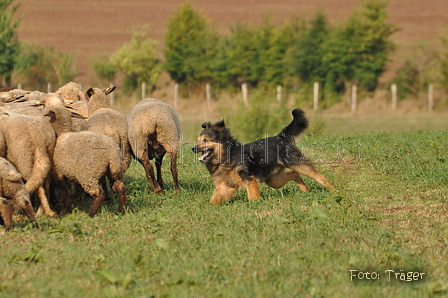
[0, 117, 447, 297]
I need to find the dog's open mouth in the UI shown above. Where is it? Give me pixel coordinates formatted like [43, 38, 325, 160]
[199, 148, 213, 163]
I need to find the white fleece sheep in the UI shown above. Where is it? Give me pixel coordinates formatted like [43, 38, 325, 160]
[86, 86, 132, 171]
[0, 157, 38, 231]
[127, 98, 181, 193]
[46, 106, 127, 217]
[0, 110, 56, 217]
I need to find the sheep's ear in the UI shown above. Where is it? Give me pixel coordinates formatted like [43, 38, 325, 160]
[214, 120, 226, 131]
[29, 99, 44, 107]
[201, 122, 211, 129]
[44, 110, 57, 122]
[71, 111, 86, 119]
[0, 159, 22, 182]
[86, 88, 95, 99]
[77, 89, 86, 101]
[105, 86, 116, 95]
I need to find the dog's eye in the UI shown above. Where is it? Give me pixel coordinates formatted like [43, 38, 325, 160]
[203, 139, 208, 143]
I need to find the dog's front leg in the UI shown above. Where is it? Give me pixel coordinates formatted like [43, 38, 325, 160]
[245, 178, 261, 201]
[210, 183, 236, 204]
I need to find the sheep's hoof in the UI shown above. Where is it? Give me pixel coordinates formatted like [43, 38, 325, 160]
[154, 187, 164, 194]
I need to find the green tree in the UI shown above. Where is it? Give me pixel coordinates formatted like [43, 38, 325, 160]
[0, 0, 20, 87]
[164, 2, 219, 91]
[439, 35, 448, 93]
[91, 53, 116, 84]
[220, 22, 262, 88]
[111, 31, 162, 92]
[391, 42, 440, 99]
[325, 0, 398, 93]
[290, 11, 329, 85]
[54, 51, 77, 85]
[258, 18, 297, 88]
[15, 44, 58, 90]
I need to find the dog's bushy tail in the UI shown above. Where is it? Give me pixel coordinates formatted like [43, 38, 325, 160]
[279, 109, 308, 141]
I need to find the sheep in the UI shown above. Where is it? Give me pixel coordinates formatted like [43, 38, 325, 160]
[0, 157, 38, 231]
[45, 106, 127, 217]
[0, 110, 57, 218]
[86, 86, 132, 171]
[56, 82, 85, 102]
[127, 98, 181, 193]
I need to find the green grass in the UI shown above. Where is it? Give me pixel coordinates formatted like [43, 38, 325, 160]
[1, 127, 447, 297]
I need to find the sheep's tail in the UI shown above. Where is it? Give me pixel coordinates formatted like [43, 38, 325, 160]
[108, 147, 125, 182]
[278, 109, 309, 142]
[25, 147, 51, 194]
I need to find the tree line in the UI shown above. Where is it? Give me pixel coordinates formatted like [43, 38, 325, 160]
[1, 0, 448, 105]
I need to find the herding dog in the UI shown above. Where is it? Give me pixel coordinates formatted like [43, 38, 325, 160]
[192, 109, 335, 204]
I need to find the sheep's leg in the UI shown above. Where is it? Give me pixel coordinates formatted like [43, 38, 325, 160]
[0, 198, 12, 231]
[36, 186, 56, 218]
[140, 151, 163, 193]
[155, 153, 165, 190]
[57, 180, 76, 216]
[100, 177, 111, 202]
[112, 180, 127, 214]
[89, 186, 106, 217]
[169, 152, 180, 194]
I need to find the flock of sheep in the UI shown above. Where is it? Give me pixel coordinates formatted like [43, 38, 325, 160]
[0, 82, 181, 231]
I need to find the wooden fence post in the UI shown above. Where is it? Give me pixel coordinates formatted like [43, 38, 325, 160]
[276, 85, 282, 102]
[241, 82, 249, 107]
[174, 83, 179, 109]
[391, 83, 397, 111]
[351, 84, 357, 113]
[428, 83, 434, 112]
[47, 82, 51, 93]
[313, 82, 319, 111]
[18, 83, 22, 89]
[109, 81, 115, 107]
[206, 82, 211, 109]
[141, 82, 146, 100]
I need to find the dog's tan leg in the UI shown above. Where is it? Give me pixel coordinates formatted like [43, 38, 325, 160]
[210, 183, 236, 204]
[289, 163, 335, 191]
[266, 168, 310, 192]
[245, 179, 261, 201]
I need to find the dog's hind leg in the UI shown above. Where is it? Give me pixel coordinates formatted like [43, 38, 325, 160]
[289, 163, 335, 191]
[266, 167, 310, 192]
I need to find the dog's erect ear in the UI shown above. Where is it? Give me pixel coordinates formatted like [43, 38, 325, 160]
[213, 120, 226, 132]
[201, 122, 211, 129]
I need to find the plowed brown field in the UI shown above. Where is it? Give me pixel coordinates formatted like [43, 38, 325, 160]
[15, 0, 448, 86]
